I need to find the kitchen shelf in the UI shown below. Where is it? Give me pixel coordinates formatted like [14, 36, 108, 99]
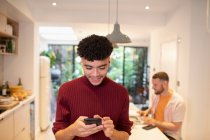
[0, 13, 19, 55]
[0, 31, 17, 39]
[0, 52, 16, 55]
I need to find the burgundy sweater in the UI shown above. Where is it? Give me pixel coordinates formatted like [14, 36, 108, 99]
[52, 76, 132, 140]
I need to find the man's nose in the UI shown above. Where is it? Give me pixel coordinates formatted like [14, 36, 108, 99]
[92, 69, 99, 76]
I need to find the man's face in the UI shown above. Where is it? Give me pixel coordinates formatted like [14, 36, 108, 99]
[152, 78, 165, 95]
[81, 57, 110, 86]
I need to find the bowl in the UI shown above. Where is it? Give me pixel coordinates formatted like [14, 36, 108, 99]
[10, 86, 23, 93]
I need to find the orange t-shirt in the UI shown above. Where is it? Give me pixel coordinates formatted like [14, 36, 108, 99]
[154, 93, 172, 131]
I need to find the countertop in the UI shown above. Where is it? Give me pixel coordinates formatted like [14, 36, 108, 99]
[0, 94, 35, 120]
[129, 102, 168, 140]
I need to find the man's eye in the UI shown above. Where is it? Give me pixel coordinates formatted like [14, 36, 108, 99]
[99, 66, 106, 70]
[85, 67, 92, 70]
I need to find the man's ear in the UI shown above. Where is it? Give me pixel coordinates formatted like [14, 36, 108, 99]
[163, 81, 168, 87]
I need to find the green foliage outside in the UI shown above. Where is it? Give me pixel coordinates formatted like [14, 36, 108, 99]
[108, 47, 124, 84]
[41, 45, 148, 103]
[40, 49, 56, 67]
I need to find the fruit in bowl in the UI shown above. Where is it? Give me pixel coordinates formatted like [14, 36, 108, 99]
[11, 91, 26, 101]
[10, 86, 23, 92]
[10, 86, 28, 101]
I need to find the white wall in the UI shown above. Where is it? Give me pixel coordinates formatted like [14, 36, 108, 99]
[34, 23, 40, 136]
[150, 0, 210, 139]
[187, 0, 210, 139]
[1, 0, 40, 136]
[1, 0, 35, 89]
[6, 0, 34, 21]
[3, 22, 35, 88]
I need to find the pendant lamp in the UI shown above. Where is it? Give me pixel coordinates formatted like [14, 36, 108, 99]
[106, 0, 131, 44]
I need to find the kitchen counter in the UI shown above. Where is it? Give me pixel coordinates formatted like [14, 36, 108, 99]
[0, 94, 35, 120]
[0, 94, 35, 140]
[130, 124, 168, 140]
[129, 102, 168, 140]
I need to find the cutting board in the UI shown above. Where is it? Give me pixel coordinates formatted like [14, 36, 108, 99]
[0, 100, 19, 110]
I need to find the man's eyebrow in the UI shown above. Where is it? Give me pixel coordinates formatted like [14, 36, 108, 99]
[83, 64, 107, 68]
[98, 64, 107, 68]
[84, 64, 92, 67]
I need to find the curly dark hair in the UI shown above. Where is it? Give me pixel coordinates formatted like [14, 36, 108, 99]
[77, 34, 113, 61]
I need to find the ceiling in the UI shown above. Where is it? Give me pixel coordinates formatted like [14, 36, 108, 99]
[26, 0, 185, 45]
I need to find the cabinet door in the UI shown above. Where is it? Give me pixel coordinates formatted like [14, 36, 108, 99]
[14, 127, 30, 140]
[0, 113, 14, 140]
[14, 104, 30, 138]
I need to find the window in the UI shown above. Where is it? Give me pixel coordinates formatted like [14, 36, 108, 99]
[108, 46, 149, 105]
[44, 44, 149, 106]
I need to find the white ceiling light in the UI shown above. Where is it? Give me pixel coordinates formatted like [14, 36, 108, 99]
[52, 2, 57, 6]
[106, 0, 131, 44]
[145, 6, 150, 10]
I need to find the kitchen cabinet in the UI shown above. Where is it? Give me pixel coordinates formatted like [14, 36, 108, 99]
[14, 104, 30, 140]
[0, 12, 18, 55]
[0, 113, 14, 140]
[0, 103, 30, 140]
[15, 127, 30, 140]
[0, 96, 35, 140]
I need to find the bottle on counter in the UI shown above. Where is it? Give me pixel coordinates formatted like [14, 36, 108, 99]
[6, 81, 11, 96]
[17, 78, 22, 86]
[1, 80, 7, 96]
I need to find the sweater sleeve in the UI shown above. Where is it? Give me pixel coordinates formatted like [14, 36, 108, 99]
[52, 84, 71, 134]
[115, 91, 133, 135]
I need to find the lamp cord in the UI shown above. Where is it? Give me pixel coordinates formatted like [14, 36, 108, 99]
[108, 0, 110, 34]
[116, 0, 118, 23]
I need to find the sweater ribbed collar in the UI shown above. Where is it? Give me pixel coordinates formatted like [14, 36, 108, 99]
[82, 76, 109, 88]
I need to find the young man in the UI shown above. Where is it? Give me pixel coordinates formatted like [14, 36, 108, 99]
[138, 72, 185, 140]
[52, 34, 132, 140]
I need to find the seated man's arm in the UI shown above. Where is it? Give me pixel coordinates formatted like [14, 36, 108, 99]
[143, 117, 182, 131]
[143, 100, 185, 131]
[154, 121, 182, 131]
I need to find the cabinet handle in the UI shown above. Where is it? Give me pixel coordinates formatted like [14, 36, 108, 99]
[21, 127, 25, 132]
[0, 118, 4, 121]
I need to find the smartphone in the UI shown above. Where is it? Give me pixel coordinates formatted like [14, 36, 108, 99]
[142, 125, 156, 130]
[84, 118, 102, 126]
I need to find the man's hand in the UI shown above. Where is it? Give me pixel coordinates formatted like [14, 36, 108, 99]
[102, 117, 115, 137]
[142, 116, 156, 125]
[94, 115, 115, 138]
[93, 115, 129, 140]
[55, 116, 104, 140]
[137, 110, 149, 117]
[69, 116, 104, 137]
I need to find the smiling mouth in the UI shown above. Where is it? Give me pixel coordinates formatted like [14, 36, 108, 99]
[91, 77, 101, 82]
[89, 76, 103, 84]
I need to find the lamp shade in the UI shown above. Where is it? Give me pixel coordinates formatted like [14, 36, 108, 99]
[106, 22, 131, 44]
